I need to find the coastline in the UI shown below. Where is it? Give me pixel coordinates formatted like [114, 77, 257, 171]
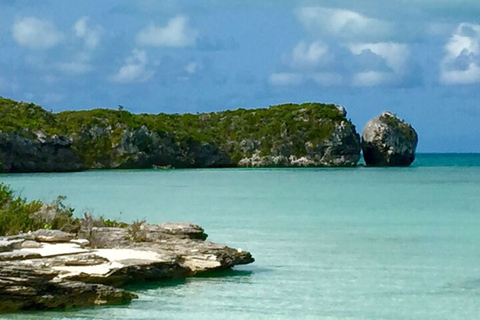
[0, 223, 254, 314]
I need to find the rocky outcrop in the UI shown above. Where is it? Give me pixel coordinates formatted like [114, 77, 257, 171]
[112, 126, 232, 169]
[362, 111, 418, 166]
[0, 131, 85, 173]
[237, 106, 361, 167]
[0, 98, 362, 172]
[0, 222, 254, 314]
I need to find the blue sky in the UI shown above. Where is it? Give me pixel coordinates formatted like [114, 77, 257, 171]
[1, 0, 479, 152]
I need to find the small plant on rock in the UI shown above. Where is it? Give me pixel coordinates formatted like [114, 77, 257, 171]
[127, 219, 148, 242]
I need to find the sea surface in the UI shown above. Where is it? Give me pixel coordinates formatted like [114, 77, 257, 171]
[1, 153, 480, 320]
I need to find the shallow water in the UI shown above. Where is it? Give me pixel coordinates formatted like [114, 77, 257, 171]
[1, 154, 480, 319]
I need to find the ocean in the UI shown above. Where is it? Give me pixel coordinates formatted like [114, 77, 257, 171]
[1, 153, 480, 319]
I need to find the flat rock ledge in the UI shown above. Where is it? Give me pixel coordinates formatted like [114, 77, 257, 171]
[0, 223, 254, 314]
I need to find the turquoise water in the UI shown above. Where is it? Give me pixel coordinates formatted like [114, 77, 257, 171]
[1, 154, 480, 319]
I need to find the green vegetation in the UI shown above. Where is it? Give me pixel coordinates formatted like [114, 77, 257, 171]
[0, 183, 127, 236]
[0, 184, 77, 235]
[127, 219, 148, 242]
[379, 112, 417, 142]
[0, 96, 357, 170]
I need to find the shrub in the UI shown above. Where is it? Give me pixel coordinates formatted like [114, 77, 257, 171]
[127, 219, 148, 242]
[0, 183, 126, 236]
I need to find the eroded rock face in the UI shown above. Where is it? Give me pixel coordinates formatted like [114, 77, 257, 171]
[0, 264, 136, 313]
[362, 112, 418, 166]
[0, 222, 254, 314]
[0, 99, 363, 172]
[238, 115, 361, 167]
[0, 131, 85, 173]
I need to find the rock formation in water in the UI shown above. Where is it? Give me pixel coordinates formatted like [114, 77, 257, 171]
[0, 97, 361, 172]
[362, 111, 418, 166]
[0, 223, 254, 313]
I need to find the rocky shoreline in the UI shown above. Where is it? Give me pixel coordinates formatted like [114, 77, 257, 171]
[0, 223, 254, 314]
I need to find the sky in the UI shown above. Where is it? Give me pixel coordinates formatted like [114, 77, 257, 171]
[0, 0, 479, 152]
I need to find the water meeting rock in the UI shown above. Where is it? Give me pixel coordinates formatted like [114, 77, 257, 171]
[362, 111, 418, 166]
[0, 222, 254, 314]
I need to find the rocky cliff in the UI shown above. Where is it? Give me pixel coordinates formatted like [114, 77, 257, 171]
[0, 97, 361, 172]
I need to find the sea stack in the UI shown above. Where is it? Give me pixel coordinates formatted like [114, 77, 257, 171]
[362, 111, 418, 166]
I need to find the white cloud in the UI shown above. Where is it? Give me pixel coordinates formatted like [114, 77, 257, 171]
[348, 42, 410, 86]
[136, 15, 198, 47]
[349, 42, 410, 73]
[74, 17, 101, 50]
[351, 71, 394, 87]
[269, 73, 303, 86]
[289, 41, 332, 69]
[295, 7, 390, 41]
[12, 17, 63, 49]
[110, 49, 155, 83]
[55, 18, 101, 76]
[440, 23, 480, 84]
[269, 40, 341, 87]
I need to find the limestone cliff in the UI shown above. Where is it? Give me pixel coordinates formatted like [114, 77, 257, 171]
[0, 98, 362, 172]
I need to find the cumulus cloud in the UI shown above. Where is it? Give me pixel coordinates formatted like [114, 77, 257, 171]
[348, 42, 409, 73]
[288, 41, 332, 69]
[269, 8, 412, 87]
[295, 7, 391, 41]
[74, 16, 101, 50]
[348, 42, 410, 86]
[12, 17, 63, 49]
[440, 23, 480, 85]
[270, 40, 411, 87]
[110, 49, 155, 83]
[269, 40, 342, 87]
[54, 17, 102, 76]
[136, 15, 198, 47]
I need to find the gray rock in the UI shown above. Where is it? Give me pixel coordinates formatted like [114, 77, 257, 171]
[70, 239, 90, 248]
[33, 230, 75, 243]
[21, 241, 43, 249]
[0, 239, 25, 252]
[0, 263, 136, 313]
[153, 223, 208, 240]
[0, 251, 42, 261]
[0, 131, 85, 173]
[0, 223, 253, 314]
[362, 111, 418, 166]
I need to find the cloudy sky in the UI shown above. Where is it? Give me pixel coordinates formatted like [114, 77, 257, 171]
[1, 0, 479, 152]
